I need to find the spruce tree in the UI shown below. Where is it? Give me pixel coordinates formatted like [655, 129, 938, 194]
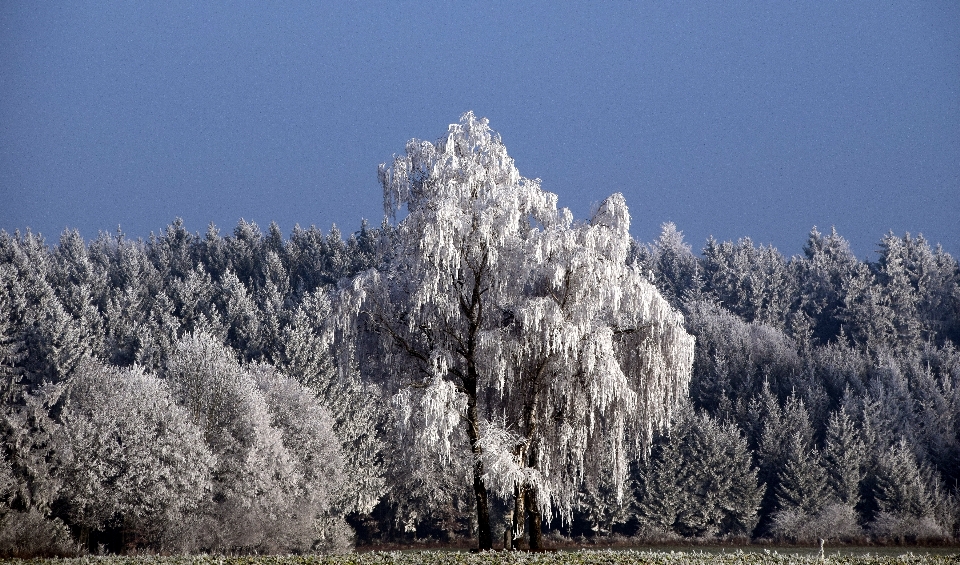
[775, 431, 831, 515]
[637, 409, 762, 537]
[872, 439, 934, 519]
[635, 428, 684, 533]
[823, 405, 865, 506]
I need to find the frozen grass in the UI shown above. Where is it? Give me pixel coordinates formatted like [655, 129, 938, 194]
[4, 549, 959, 565]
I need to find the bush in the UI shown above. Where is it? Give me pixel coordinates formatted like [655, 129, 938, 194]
[0, 508, 79, 558]
[868, 512, 949, 544]
[770, 504, 863, 543]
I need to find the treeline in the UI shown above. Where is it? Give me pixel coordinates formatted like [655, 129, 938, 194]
[623, 224, 960, 543]
[0, 218, 958, 555]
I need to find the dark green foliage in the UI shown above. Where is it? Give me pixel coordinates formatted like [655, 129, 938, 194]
[871, 440, 935, 520]
[774, 431, 831, 515]
[756, 390, 822, 530]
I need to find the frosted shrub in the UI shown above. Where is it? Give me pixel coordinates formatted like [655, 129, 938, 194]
[770, 504, 863, 543]
[0, 508, 78, 558]
[869, 512, 948, 544]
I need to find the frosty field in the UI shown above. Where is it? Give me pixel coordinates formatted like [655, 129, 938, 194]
[4, 550, 959, 565]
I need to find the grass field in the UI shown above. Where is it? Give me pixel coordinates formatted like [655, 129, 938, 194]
[5, 549, 959, 565]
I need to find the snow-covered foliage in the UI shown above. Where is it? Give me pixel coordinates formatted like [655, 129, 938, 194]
[56, 360, 213, 544]
[2, 119, 960, 555]
[165, 331, 348, 554]
[343, 112, 695, 549]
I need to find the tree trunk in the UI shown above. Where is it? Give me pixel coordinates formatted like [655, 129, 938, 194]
[512, 483, 527, 550]
[465, 377, 493, 550]
[526, 486, 543, 551]
[472, 457, 493, 550]
[463, 256, 493, 550]
[520, 374, 543, 550]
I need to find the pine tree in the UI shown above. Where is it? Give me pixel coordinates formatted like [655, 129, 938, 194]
[775, 431, 831, 515]
[872, 439, 934, 520]
[823, 405, 865, 506]
[0, 268, 26, 403]
[700, 237, 796, 330]
[646, 222, 700, 308]
[874, 232, 924, 350]
[795, 226, 860, 344]
[636, 408, 762, 538]
[758, 389, 818, 531]
[635, 430, 684, 534]
[148, 219, 197, 281]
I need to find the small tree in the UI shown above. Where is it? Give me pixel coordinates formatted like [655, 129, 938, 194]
[823, 405, 866, 507]
[636, 408, 762, 538]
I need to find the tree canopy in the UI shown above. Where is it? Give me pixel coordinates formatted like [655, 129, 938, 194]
[342, 112, 695, 549]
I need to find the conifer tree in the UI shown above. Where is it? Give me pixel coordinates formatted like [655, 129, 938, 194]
[871, 439, 934, 520]
[823, 405, 865, 506]
[775, 431, 831, 515]
[636, 408, 762, 537]
[795, 226, 860, 344]
[645, 222, 700, 308]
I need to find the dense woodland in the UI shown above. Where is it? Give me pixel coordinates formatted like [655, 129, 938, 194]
[2, 117, 959, 556]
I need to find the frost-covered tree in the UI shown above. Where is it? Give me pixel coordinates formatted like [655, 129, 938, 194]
[479, 193, 694, 550]
[701, 237, 796, 330]
[251, 364, 353, 552]
[636, 408, 762, 538]
[278, 288, 386, 520]
[642, 222, 701, 308]
[865, 438, 952, 541]
[794, 227, 860, 345]
[871, 439, 935, 521]
[0, 230, 91, 388]
[165, 332, 346, 553]
[343, 112, 694, 549]
[823, 405, 865, 507]
[56, 360, 213, 550]
[774, 432, 831, 516]
[756, 388, 818, 531]
[685, 301, 803, 419]
[0, 268, 26, 403]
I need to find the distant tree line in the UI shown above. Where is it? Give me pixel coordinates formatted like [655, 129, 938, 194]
[2, 215, 957, 555]
[626, 223, 960, 543]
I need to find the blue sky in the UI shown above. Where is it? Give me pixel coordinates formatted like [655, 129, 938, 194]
[2, 1, 958, 258]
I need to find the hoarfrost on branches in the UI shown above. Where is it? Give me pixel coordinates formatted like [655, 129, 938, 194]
[342, 112, 694, 549]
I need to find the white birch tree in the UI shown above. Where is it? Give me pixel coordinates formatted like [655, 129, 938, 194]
[341, 113, 694, 549]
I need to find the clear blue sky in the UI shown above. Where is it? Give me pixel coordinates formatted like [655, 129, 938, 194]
[2, 1, 958, 258]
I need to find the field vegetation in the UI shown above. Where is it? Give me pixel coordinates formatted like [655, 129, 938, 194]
[4, 549, 960, 565]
